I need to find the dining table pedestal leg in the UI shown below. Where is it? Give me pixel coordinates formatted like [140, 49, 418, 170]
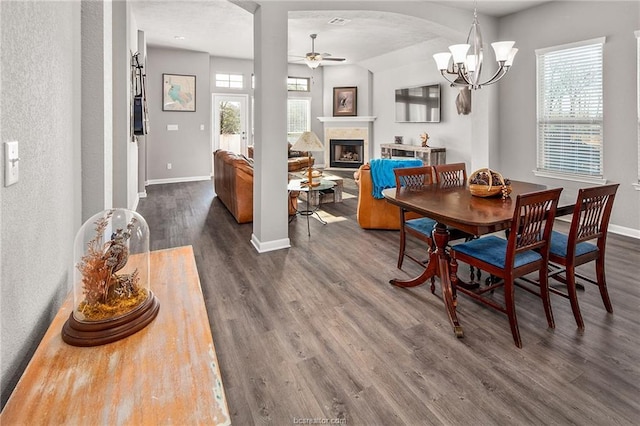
[389, 222, 464, 338]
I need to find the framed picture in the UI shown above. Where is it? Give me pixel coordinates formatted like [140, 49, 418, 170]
[333, 86, 357, 117]
[163, 73, 196, 111]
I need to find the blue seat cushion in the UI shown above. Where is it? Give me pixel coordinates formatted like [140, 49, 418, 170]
[406, 217, 437, 236]
[549, 230, 598, 258]
[453, 235, 542, 269]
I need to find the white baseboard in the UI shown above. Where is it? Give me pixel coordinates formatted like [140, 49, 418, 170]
[138, 191, 147, 198]
[146, 176, 211, 185]
[558, 217, 639, 239]
[251, 234, 291, 253]
[608, 224, 640, 239]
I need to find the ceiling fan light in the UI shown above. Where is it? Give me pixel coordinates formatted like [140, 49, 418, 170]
[433, 52, 452, 70]
[305, 57, 321, 69]
[491, 41, 515, 62]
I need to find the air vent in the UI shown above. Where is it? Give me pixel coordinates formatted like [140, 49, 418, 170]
[328, 17, 350, 26]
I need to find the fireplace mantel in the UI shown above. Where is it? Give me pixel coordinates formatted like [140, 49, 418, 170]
[317, 116, 377, 123]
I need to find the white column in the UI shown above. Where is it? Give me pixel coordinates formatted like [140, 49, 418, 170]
[81, 0, 113, 220]
[251, 3, 290, 252]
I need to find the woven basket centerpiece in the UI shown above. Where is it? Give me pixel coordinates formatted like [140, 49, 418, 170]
[468, 168, 512, 199]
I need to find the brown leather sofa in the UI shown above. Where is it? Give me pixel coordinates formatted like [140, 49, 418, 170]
[354, 163, 420, 230]
[247, 144, 314, 172]
[213, 150, 298, 223]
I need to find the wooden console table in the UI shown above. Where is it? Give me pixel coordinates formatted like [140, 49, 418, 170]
[0, 246, 230, 425]
[380, 143, 446, 166]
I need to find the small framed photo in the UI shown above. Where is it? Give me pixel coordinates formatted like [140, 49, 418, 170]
[333, 86, 357, 117]
[163, 73, 196, 111]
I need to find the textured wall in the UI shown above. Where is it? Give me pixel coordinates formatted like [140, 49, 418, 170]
[0, 1, 81, 407]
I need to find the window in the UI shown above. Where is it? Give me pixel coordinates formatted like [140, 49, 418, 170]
[287, 98, 311, 143]
[535, 37, 605, 182]
[215, 73, 243, 89]
[287, 77, 310, 92]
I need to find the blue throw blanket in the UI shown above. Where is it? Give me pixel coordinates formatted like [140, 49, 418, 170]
[370, 158, 423, 199]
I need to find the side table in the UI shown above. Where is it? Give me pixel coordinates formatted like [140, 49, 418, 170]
[288, 178, 336, 236]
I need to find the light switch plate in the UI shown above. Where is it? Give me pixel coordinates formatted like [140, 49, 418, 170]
[167, 124, 179, 131]
[4, 141, 19, 187]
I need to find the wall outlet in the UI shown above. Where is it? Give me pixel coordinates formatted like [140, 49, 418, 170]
[200, 124, 205, 131]
[167, 163, 172, 170]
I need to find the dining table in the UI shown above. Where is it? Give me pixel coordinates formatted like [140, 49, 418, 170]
[382, 180, 569, 339]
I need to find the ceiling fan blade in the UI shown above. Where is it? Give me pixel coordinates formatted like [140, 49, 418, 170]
[322, 57, 346, 62]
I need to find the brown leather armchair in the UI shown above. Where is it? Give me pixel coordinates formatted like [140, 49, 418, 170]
[354, 163, 420, 230]
[213, 150, 298, 223]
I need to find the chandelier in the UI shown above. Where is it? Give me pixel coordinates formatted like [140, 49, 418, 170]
[433, 7, 517, 90]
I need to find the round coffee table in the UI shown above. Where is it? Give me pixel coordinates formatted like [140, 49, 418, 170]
[287, 179, 336, 236]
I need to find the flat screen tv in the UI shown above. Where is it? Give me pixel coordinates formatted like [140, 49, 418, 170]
[395, 83, 441, 123]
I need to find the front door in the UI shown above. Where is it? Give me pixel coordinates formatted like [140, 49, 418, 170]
[212, 94, 248, 156]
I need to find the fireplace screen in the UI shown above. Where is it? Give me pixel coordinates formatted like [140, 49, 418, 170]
[330, 139, 364, 169]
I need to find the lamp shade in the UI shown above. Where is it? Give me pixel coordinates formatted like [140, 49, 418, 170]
[292, 131, 324, 152]
[491, 41, 515, 62]
[449, 44, 470, 64]
[433, 52, 452, 70]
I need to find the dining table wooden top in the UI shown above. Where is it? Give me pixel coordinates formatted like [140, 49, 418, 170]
[382, 180, 558, 236]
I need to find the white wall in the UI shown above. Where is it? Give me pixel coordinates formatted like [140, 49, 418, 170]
[497, 0, 640, 234]
[146, 47, 212, 183]
[0, 1, 81, 407]
[371, 59, 473, 166]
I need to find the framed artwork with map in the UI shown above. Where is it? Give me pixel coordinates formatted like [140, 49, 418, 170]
[163, 74, 196, 111]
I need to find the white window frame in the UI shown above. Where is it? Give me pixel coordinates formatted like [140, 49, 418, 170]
[287, 77, 310, 92]
[287, 97, 311, 144]
[534, 37, 606, 184]
[635, 30, 640, 190]
[215, 73, 243, 89]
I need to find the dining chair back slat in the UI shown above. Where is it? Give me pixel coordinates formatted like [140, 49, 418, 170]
[433, 163, 467, 186]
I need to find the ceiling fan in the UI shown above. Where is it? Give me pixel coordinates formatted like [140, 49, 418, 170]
[296, 34, 346, 69]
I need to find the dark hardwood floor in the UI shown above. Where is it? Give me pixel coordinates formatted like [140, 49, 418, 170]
[137, 175, 640, 425]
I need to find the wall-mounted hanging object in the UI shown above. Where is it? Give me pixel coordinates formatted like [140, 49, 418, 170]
[131, 52, 149, 138]
[333, 86, 357, 116]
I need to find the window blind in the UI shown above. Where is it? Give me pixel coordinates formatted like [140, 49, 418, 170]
[536, 38, 605, 179]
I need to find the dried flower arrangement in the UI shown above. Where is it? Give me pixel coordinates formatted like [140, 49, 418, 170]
[76, 210, 147, 321]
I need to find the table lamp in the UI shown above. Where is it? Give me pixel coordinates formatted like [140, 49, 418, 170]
[292, 131, 324, 187]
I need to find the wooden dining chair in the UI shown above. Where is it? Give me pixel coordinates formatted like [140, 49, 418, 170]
[450, 188, 562, 348]
[393, 166, 437, 270]
[546, 183, 619, 329]
[433, 162, 483, 282]
[433, 163, 467, 186]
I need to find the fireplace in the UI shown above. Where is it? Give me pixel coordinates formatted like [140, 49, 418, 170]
[330, 139, 364, 169]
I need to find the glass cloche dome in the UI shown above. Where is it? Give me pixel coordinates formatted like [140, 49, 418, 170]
[63, 208, 159, 346]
